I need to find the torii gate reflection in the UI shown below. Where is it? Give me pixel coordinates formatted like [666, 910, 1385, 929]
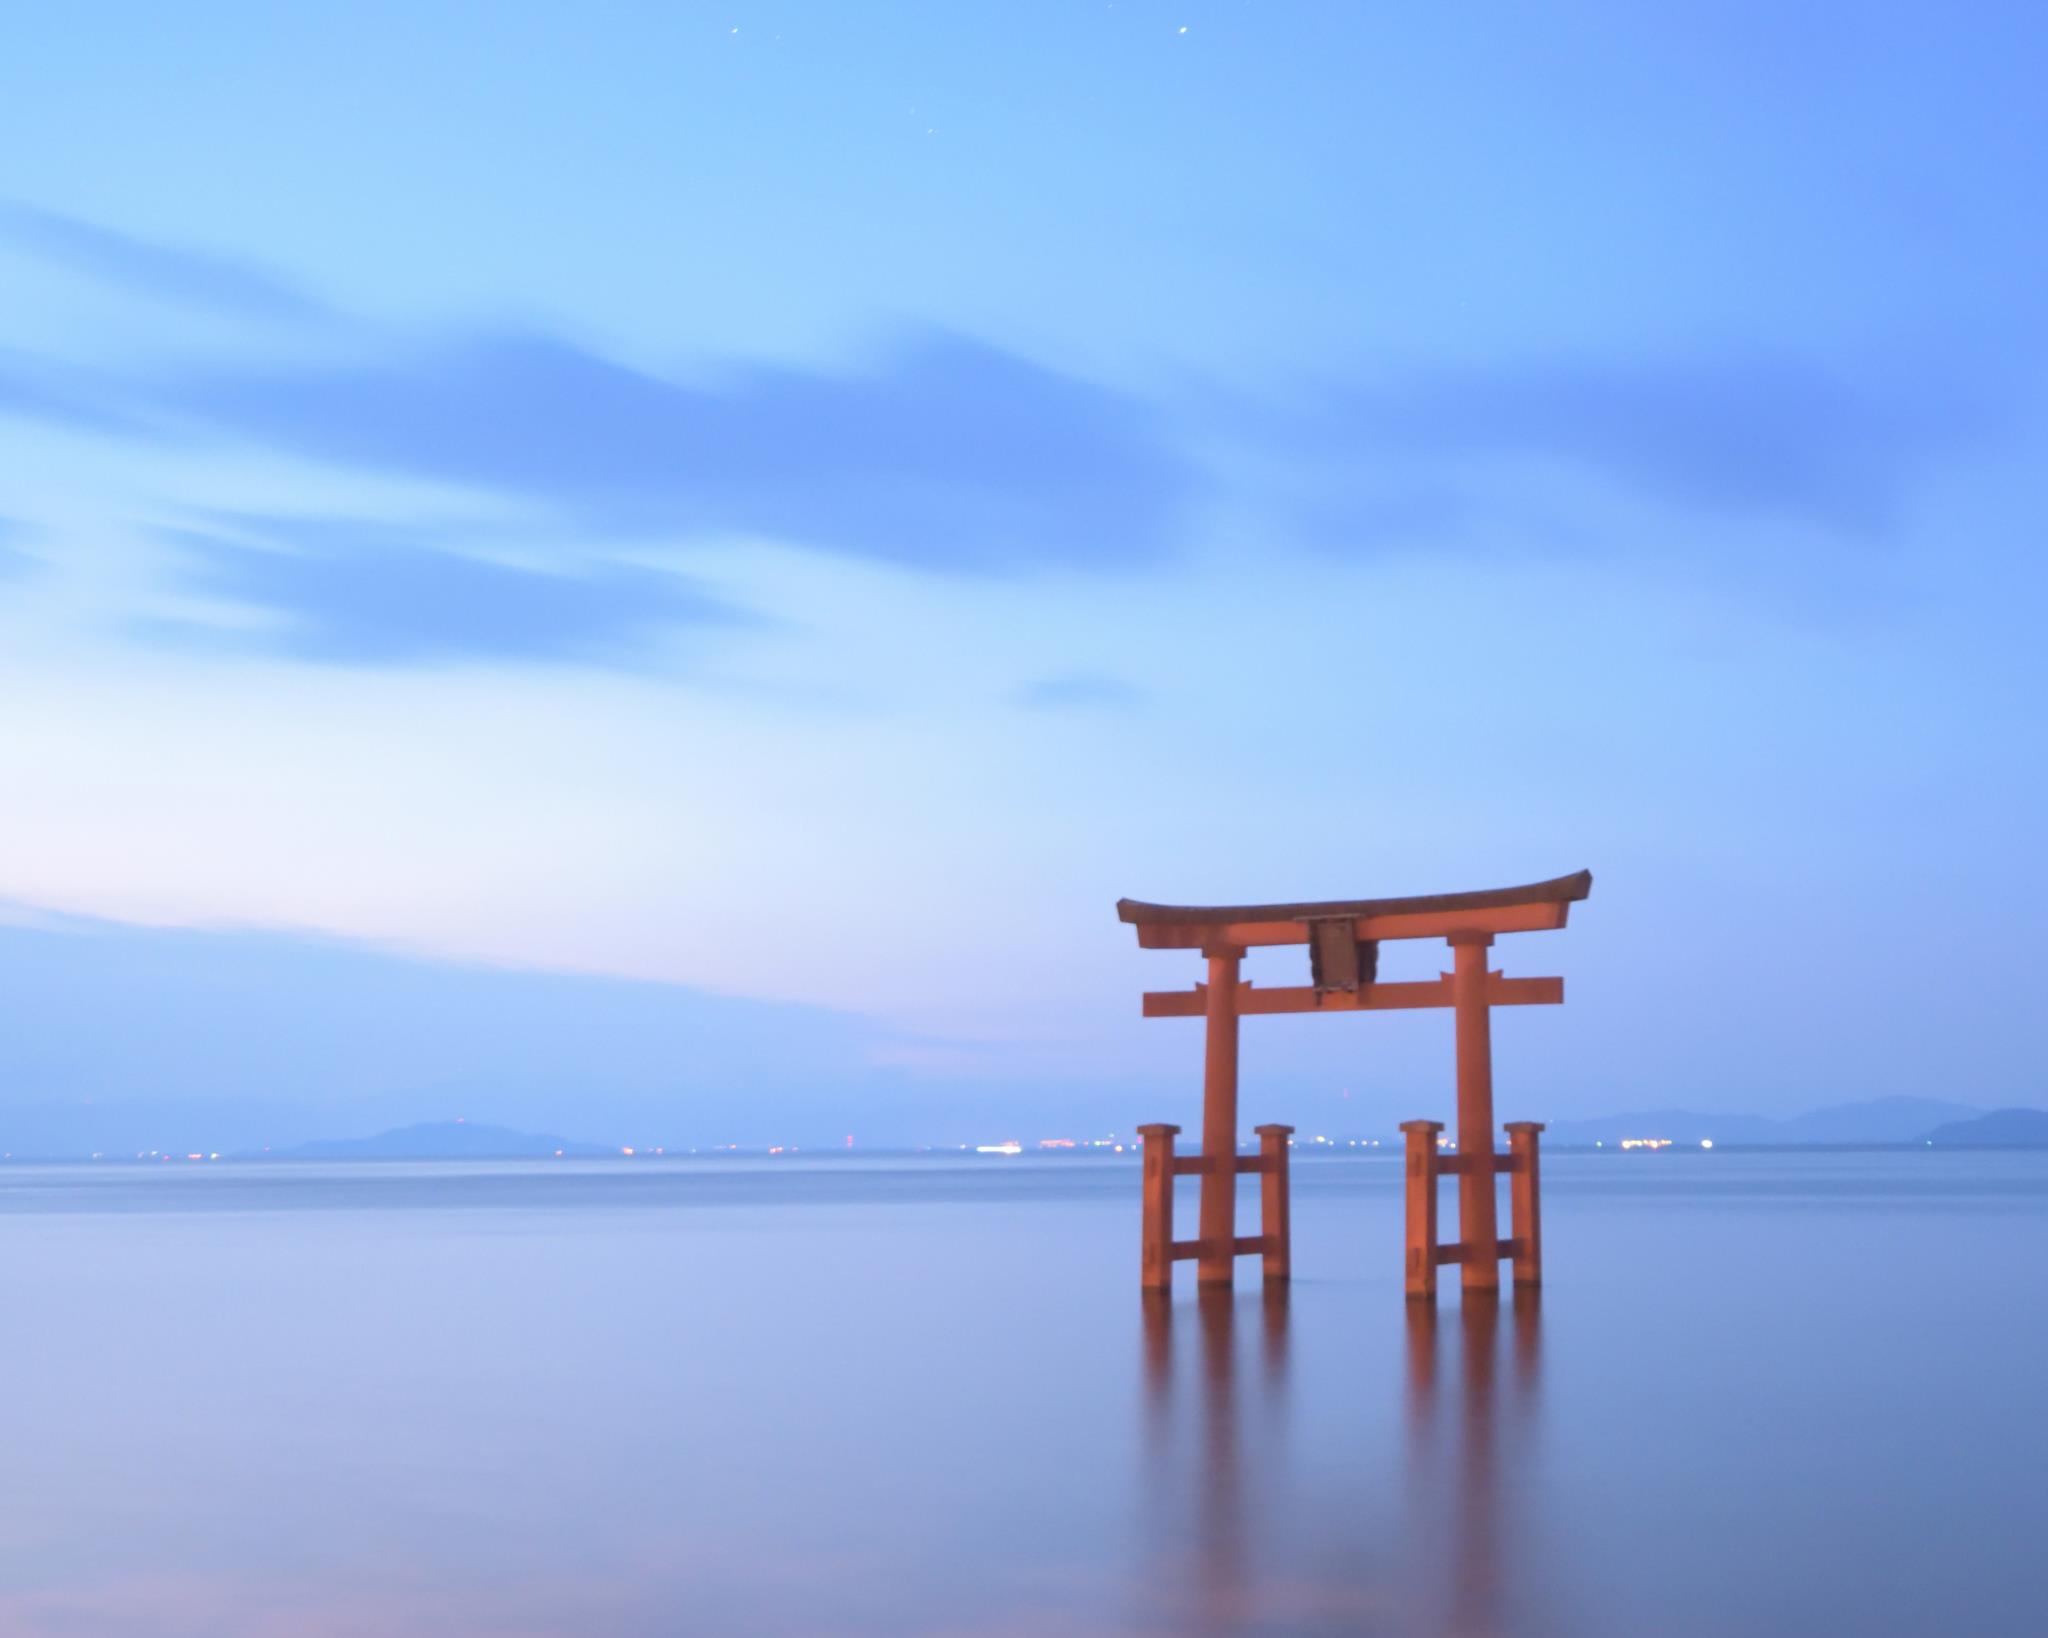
[1118, 871, 1591, 1297]
[1138, 1286, 1545, 1636]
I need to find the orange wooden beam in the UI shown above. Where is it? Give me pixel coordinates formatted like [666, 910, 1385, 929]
[1142, 973, 1562, 1019]
[1170, 1236, 1272, 1261]
[1432, 1238, 1529, 1266]
[1435, 1151, 1523, 1176]
[1170, 1154, 1275, 1176]
[1132, 900, 1571, 950]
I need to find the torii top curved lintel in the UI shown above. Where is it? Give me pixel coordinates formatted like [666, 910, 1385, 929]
[1116, 869, 1592, 950]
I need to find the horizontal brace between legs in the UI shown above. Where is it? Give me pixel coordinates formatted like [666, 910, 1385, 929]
[1170, 1235, 1272, 1261]
[1432, 1237, 1528, 1266]
[1170, 1154, 1275, 1177]
[1434, 1152, 1522, 1177]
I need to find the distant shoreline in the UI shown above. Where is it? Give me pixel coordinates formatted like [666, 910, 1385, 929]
[8, 1141, 2048, 1167]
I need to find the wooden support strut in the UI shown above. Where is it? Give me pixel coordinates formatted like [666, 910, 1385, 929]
[1505, 1121, 1544, 1288]
[1400, 1120, 1443, 1299]
[1256, 1123, 1293, 1282]
[1401, 1117, 1547, 1299]
[1137, 1123, 1179, 1293]
[1134, 1118, 1295, 1291]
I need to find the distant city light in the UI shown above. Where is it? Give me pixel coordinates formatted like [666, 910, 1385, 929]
[975, 1142, 1023, 1156]
[1701, 1139, 1714, 1149]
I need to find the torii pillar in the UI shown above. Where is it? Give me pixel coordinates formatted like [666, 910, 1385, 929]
[1198, 947, 1240, 1286]
[1450, 930, 1498, 1287]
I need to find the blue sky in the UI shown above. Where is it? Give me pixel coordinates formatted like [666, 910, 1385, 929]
[1, 2, 2042, 1147]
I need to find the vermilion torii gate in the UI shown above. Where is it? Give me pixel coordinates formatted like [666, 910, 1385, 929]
[1117, 870, 1591, 1299]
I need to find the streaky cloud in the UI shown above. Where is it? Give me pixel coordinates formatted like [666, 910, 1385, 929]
[1312, 353, 1998, 539]
[150, 517, 747, 667]
[154, 328, 1186, 573]
[0, 350, 143, 436]
[0, 198, 324, 322]
[0, 515, 35, 576]
[1015, 672, 1146, 711]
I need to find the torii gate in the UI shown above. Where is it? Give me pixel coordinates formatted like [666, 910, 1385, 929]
[1117, 870, 1591, 1299]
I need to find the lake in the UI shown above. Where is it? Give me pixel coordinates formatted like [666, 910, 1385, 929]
[2, 1148, 2045, 1635]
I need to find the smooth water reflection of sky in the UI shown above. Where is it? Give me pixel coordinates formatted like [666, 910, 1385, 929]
[2, 1151, 2045, 1636]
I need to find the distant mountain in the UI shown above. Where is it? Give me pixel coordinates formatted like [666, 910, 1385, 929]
[1776, 1097, 1983, 1144]
[278, 1121, 611, 1159]
[1546, 1096, 1985, 1148]
[1922, 1108, 2048, 1147]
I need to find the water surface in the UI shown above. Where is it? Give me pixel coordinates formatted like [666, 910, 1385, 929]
[3, 1149, 2043, 1635]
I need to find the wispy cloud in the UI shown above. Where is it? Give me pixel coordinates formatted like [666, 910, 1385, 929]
[140, 335, 1987, 578]
[0, 199, 325, 322]
[0, 350, 141, 436]
[1308, 354, 1995, 539]
[0, 210, 1183, 576]
[0, 208, 2002, 617]
[149, 329, 1187, 574]
[1014, 672, 1146, 711]
[0, 517, 37, 580]
[149, 517, 746, 667]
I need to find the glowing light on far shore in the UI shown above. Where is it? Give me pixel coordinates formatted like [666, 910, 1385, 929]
[1701, 1139, 1714, 1149]
[975, 1141, 1023, 1156]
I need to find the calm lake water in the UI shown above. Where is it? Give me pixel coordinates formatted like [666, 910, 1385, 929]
[3, 1148, 2045, 1636]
